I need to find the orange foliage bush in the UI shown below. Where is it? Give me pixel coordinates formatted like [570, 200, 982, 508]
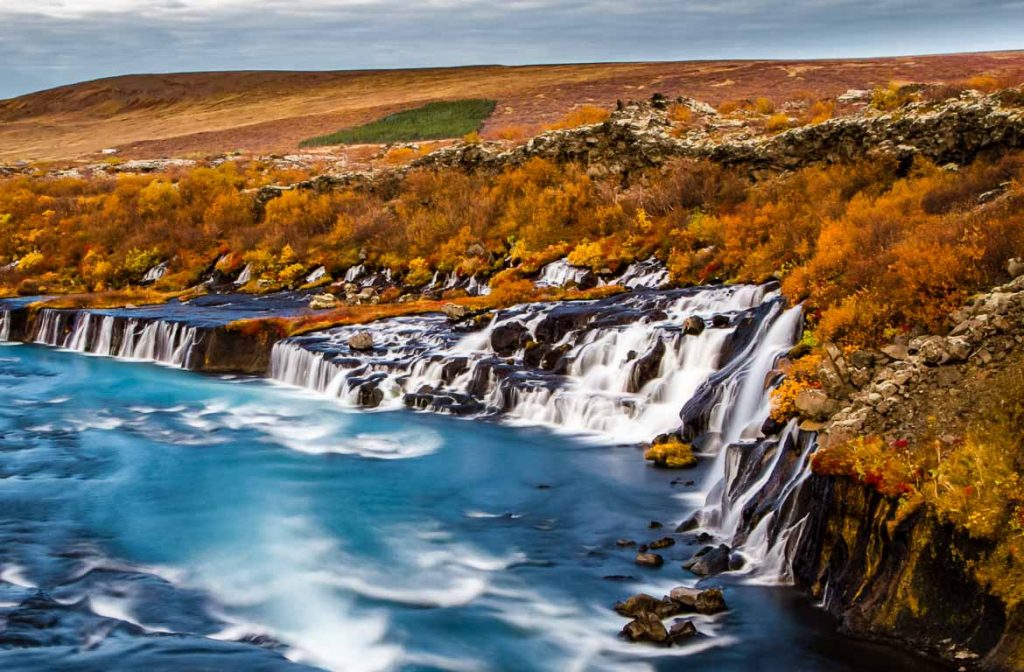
[545, 105, 610, 130]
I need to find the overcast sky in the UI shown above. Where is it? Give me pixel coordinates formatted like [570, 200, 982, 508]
[1, 0, 1022, 99]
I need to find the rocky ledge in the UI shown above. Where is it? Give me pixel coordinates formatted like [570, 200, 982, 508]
[257, 89, 1024, 207]
[785, 261, 1024, 670]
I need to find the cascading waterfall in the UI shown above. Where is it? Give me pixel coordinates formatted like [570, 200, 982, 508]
[269, 281, 817, 581]
[31, 308, 201, 369]
[0, 309, 10, 342]
[270, 284, 793, 439]
[535, 259, 592, 288]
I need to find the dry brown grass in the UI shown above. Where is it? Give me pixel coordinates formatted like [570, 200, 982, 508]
[3, 51, 1024, 162]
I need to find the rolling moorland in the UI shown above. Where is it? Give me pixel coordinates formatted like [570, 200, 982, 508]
[3, 51, 1024, 669]
[2, 51, 1024, 161]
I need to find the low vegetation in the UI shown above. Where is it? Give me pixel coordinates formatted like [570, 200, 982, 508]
[813, 357, 1024, 605]
[2, 149, 1022, 349]
[299, 99, 496, 147]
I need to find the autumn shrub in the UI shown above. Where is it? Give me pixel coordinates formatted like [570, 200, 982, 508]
[545, 105, 610, 130]
[769, 353, 822, 422]
[805, 100, 835, 124]
[644, 437, 697, 468]
[717, 99, 741, 115]
[870, 82, 918, 111]
[764, 113, 791, 133]
[753, 97, 776, 115]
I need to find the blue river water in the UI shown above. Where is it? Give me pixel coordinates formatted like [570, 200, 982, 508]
[0, 344, 939, 672]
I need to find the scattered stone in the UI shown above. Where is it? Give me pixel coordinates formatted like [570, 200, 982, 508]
[682, 315, 706, 336]
[1009, 257, 1024, 279]
[648, 520, 663, 529]
[635, 552, 664, 568]
[620, 612, 669, 644]
[616, 539, 637, 548]
[668, 619, 699, 644]
[794, 388, 836, 421]
[648, 536, 676, 550]
[442, 303, 470, 321]
[683, 544, 733, 576]
[669, 586, 728, 614]
[309, 293, 338, 310]
[347, 331, 375, 351]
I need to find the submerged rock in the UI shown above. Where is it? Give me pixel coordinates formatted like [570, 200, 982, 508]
[648, 536, 676, 550]
[635, 552, 664, 567]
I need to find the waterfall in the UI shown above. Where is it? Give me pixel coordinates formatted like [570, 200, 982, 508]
[305, 266, 327, 284]
[602, 258, 670, 290]
[268, 282, 820, 582]
[234, 264, 252, 286]
[535, 259, 591, 288]
[0, 310, 10, 342]
[30, 308, 200, 369]
[269, 284, 795, 442]
[141, 261, 169, 284]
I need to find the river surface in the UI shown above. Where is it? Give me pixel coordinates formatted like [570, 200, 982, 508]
[0, 344, 940, 671]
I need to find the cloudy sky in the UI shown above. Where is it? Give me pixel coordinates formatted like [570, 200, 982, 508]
[1, 0, 1022, 99]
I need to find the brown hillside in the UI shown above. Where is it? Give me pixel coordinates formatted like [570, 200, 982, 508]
[2, 52, 1024, 162]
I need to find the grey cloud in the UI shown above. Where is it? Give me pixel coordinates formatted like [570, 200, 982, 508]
[0, 0, 1022, 98]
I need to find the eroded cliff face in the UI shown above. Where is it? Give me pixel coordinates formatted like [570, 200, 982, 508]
[782, 268, 1024, 670]
[792, 474, 1020, 670]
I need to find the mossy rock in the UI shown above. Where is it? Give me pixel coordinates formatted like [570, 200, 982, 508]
[644, 438, 697, 469]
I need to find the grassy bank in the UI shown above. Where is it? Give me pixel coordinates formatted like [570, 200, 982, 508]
[300, 99, 496, 147]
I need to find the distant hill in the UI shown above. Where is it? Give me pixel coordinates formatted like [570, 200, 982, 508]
[2, 52, 1024, 162]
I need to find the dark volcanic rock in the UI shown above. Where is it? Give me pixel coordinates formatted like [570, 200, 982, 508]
[490, 321, 528, 356]
[683, 544, 733, 576]
[668, 619, 699, 644]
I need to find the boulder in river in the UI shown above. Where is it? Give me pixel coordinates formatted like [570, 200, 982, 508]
[669, 586, 727, 614]
[348, 331, 375, 351]
[615, 593, 683, 619]
[620, 612, 669, 645]
[682, 315, 706, 336]
[668, 619, 699, 644]
[635, 552, 664, 567]
[683, 544, 732, 576]
[648, 536, 676, 550]
[490, 321, 528, 356]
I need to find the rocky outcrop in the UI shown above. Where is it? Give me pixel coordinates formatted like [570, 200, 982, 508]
[792, 475, 1019, 669]
[256, 89, 1024, 208]
[783, 265, 1024, 670]
[817, 271, 1024, 449]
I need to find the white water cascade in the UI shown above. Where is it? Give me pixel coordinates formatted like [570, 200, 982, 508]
[270, 284, 800, 442]
[31, 309, 201, 369]
[535, 259, 592, 288]
[0, 309, 10, 342]
[269, 282, 819, 581]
